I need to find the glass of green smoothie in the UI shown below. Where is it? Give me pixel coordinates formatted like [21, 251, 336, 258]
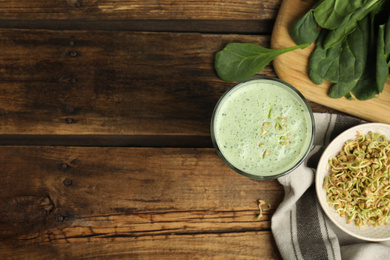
[211, 76, 315, 180]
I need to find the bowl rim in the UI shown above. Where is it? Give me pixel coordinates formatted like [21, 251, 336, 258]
[210, 76, 315, 180]
[315, 122, 390, 242]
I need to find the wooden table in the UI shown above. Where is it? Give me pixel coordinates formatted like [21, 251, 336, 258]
[0, 0, 342, 259]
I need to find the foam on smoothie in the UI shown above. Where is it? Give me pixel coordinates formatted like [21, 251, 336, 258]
[213, 79, 313, 177]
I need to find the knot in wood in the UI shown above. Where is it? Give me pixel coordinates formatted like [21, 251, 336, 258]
[69, 50, 77, 57]
[70, 78, 77, 84]
[66, 118, 75, 124]
[63, 179, 72, 186]
[56, 215, 65, 222]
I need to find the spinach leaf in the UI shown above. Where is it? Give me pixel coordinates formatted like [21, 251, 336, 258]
[339, 16, 370, 83]
[215, 43, 309, 82]
[289, 0, 325, 45]
[323, 0, 385, 49]
[290, 9, 320, 45]
[311, 37, 343, 83]
[308, 17, 369, 86]
[290, 0, 390, 100]
[308, 31, 327, 85]
[350, 9, 389, 100]
[350, 67, 379, 100]
[376, 24, 389, 92]
[329, 81, 357, 99]
[313, 0, 366, 30]
[384, 15, 390, 62]
[309, 71, 324, 85]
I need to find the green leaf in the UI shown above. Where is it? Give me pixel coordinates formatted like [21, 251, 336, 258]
[351, 50, 379, 100]
[290, 0, 390, 100]
[376, 24, 389, 93]
[313, 0, 366, 30]
[384, 14, 390, 61]
[328, 81, 357, 98]
[349, 14, 390, 101]
[290, 10, 320, 45]
[289, 0, 326, 45]
[313, 39, 344, 83]
[214, 43, 309, 82]
[308, 31, 327, 85]
[350, 71, 379, 100]
[339, 16, 370, 83]
[309, 69, 324, 85]
[308, 17, 369, 87]
[323, 0, 385, 49]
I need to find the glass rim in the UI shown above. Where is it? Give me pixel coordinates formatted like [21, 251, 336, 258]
[210, 76, 315, 180]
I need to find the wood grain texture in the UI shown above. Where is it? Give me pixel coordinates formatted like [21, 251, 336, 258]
[0, 29, 273, 137]
[271, 0, 390, 124]
[0, 19, 277, 34]
[0, 28, 342, 141]
[0, 0, 342, 259]
[0, 146, 283, 259]
[1, 233, 280, 259]
[0, 0, 281, 20]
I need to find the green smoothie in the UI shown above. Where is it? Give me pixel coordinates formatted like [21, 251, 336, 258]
[211, 77, 314, 178]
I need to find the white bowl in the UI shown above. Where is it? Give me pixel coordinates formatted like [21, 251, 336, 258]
[316, 123, 390, 241]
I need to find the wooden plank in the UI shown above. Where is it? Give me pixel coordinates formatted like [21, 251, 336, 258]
[0, 134, 214, 147]
[0, 19, 276, 34]
[0, 29, 273, 137]
[0, 146, 283, 259]
[0, 0, 281, 21]
[1, 233, 281, 259]
[0, 29, 342, 141]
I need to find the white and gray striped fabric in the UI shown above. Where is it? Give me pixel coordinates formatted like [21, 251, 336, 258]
[272, 113, 390, 260]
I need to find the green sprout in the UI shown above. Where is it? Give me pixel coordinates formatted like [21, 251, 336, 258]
[266, 106, 272, 119]
[324, 131, 390, 227]
[254, 199, 271, 221]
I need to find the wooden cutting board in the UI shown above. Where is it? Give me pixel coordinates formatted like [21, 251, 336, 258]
[271, 0, 390, 124]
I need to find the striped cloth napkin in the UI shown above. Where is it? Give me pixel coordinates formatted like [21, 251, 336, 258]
[272, 113, 390, 260]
